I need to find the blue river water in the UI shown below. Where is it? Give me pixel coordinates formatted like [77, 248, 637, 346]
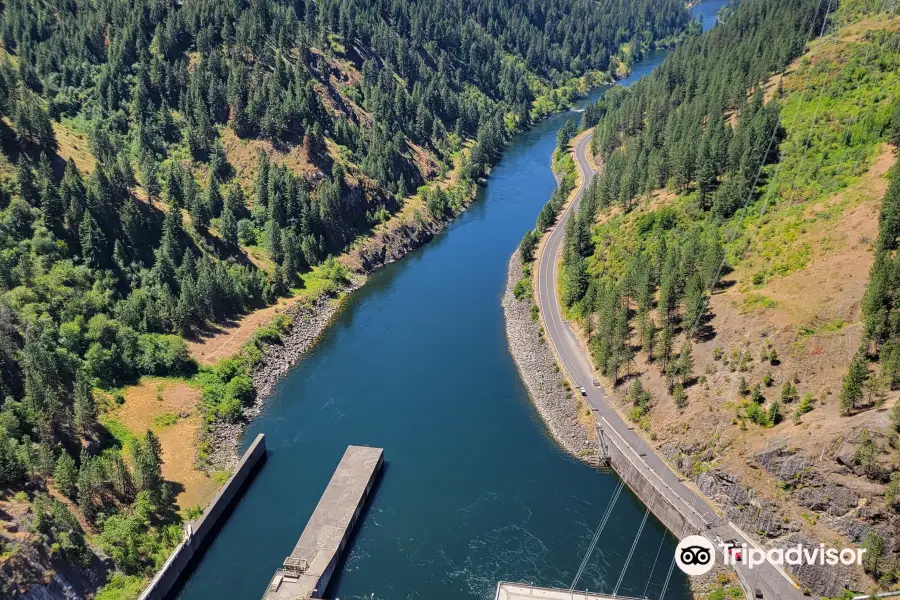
[177, 4, 727, 599]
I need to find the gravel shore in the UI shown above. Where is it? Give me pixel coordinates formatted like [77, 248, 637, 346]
[208, 277, 362, 467]
[501, 251, 595, 460]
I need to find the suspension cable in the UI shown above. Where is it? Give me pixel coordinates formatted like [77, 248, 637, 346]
[642, 530, 668, 599]
[612, 506, 650, 597]
[657, 553, 678, 600]
[570, 480, 625, 591]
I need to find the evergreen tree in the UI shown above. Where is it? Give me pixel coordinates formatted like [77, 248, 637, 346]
[767, 400, 781, 425]
[206, 172, 223, 218]
[73, 370, 97, 436]
[673, 382, 686, 408]
[79, 213, 102, 267]
[682, 273, 707, 332]
[53, 451, 78, 498]
[840, 353, 869, 415]
[220, 205, 238, 249]
[677, 339, 694, 386]
[660, 324, 675, 370]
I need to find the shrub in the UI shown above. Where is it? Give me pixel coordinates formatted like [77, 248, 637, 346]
[217, 396, 242, 422]
[318, 256, 349, 286]
[513, 277, 531, 300]
[137, 334, 196, 376]
[96, 574, 146, 600]
[225, 375, 255, 405]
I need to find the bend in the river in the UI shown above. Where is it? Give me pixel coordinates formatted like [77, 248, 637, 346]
[177, 4, 727, 599]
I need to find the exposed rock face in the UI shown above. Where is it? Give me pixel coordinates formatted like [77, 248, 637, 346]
[660, 441, 886, 597]
[776, 533, 866, 597]
[251, 284, 360, 400]
[753, 447, 815, 483]
[353, 217, 443, 273]
[795, 484, 859, 516]
[1, 533, 110, 600]
[501, 251, 594, 460]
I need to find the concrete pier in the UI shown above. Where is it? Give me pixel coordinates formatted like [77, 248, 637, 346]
[262, 445, 384, 600]
[496, 582, 643, 600]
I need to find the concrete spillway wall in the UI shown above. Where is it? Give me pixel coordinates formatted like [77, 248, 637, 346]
[595, 415, 706, 538]
[138, 433, 268, 600]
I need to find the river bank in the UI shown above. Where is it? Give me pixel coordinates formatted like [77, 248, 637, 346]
[501, 252, 594, 460]
[205, 89, 616, 467]
[213, 207, 460, 466]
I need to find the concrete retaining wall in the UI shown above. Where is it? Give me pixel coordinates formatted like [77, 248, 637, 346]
[595, 416, 705, 538]
[139, 433, 267, 600]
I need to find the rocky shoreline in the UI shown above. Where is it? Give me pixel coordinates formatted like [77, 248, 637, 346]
[208, 277, 362, 468]
[207, 208, 457, 467]
[501, 251, 594, 459]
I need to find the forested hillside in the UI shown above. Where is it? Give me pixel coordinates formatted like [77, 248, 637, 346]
[0, 0, 699, 597]
[545, 0, 900, 594]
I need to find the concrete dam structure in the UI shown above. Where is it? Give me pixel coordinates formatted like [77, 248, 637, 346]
[495, 582, 644, 600]
[262, 445, 384, 600]
[139, 434, 268, 600]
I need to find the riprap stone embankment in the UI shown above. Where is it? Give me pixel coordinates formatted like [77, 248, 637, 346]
[502, 251, 594, 460]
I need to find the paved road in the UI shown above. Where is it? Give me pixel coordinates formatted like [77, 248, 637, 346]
[535, 131, 807, 600]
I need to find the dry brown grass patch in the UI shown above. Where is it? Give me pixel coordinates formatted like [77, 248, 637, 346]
[112, 378, 217, 510]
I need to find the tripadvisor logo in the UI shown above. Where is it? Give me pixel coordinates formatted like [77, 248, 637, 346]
[675, 535, 715, 576]
[675, 534, 867, 576]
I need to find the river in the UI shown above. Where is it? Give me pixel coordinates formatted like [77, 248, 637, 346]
[177, 3, 727, 599]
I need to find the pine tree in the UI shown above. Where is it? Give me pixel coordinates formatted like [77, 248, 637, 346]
[17, 158, 38, 204]
[220, 205, 238, 249]
[190, 193, 210, 232]
[768, 400, 781, 425]
[79, 213, 102, 267]
[76, 450, 96, 519]
[639, 312, 657, 360]
[660, 324, 675, 369]
[677, 339, 694, 386]
[54, 451, 78, 498]
[780, 381, 797, 403]
[140, 153, 161, 201]
[751, 383, 764, 403]
[132, 430, 163, 500]
[682, 273, 706, 332]
[73, 369, 97, 436]
[206, 172, 222, 218]
[673, 382, 686, 408]
[210, 139, 229, 180]
[840, 353, 869, 415]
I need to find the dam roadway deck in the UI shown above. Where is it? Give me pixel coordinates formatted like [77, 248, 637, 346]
[496, 582, 642, 600]
[262, 445, 384, 600]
